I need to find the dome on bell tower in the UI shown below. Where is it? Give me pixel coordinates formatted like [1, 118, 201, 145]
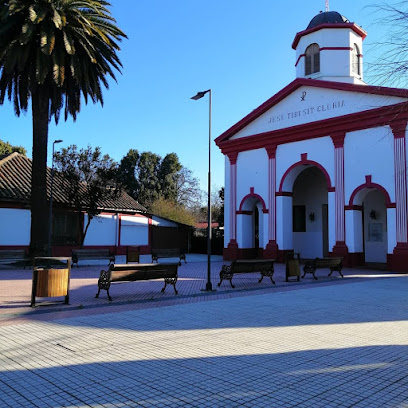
[307, 11, 350, 29]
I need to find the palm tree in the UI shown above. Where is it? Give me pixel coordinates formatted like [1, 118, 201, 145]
[0, 0, 126, 255]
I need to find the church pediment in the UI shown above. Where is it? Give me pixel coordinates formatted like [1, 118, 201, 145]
[216, 78, 408, 143]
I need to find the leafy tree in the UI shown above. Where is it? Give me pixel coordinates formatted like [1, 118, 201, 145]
[151, 197, 196, 226]
[136, 152, 162, 207]
[0, 139, 26, 155]
[0, 0, 126, 255]
[54, 145, 120, 245]
[119, 150, 199, 210]
[159, 152, 182, 201]
[118, 149, 140, 199]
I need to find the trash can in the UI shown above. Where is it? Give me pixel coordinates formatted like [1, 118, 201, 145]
[126, 246, 140, 264]
[31, 257, 71, 307]
[285, 251, 301, 282]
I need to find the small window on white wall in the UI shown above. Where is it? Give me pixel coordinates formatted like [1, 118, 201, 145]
[352, 44, 361, 76]
[305, 43, 320, 75]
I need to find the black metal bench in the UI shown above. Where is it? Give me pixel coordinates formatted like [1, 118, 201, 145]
[151, 248, 186, 266]
[96, 263, 179, 301]
[0, 249, 29, 269]
[302, 257, 344, 280]
[72, 248, 114, 267]
[218, 259, 275, 288]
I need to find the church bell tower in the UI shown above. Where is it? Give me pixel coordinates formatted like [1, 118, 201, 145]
[292, 11, 367, 84]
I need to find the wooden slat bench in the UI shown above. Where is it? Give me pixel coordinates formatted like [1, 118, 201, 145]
[0, 249, 29, 269]
[72, 249, 115, 267]
[95, 263, 179, 301]
[151, 249, 186, 266]
[302, 257, 344, 280]
[218, 259, 275, 288]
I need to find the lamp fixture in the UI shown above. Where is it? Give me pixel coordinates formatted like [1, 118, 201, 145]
[309, 212, 315, 222]
[369, 210, 377, 220]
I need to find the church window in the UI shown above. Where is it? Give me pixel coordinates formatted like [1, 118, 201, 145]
[352, 44, 361, 76]
[305, 43, 320, 75]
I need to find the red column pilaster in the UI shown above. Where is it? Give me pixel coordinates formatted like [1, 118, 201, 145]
[331, 132, 349, 262]
[265, 145, 278, 259]
[391, 120, 408, 271]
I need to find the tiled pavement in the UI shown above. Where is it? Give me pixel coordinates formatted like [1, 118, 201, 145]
[0, 255, 407, 407]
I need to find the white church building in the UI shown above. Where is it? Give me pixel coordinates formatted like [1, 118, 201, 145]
[216, 11, 408, 272]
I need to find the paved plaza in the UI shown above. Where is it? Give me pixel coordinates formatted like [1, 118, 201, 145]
[0, 256, 407, 407]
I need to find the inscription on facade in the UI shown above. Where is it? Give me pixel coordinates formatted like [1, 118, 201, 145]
[267, 100, 346, 124]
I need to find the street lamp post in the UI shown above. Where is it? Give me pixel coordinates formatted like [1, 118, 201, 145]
[191, 89, 213, 291]
[48, 139, 63, 256]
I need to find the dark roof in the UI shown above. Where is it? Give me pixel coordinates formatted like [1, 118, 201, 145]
[0, 152, 147, 213]
[307, 11, 350, 29]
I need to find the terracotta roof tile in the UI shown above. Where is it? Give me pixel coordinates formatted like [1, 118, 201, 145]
[0, 153, 147, 213]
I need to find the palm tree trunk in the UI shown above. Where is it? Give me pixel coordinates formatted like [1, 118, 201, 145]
[30, 90, 50, 256]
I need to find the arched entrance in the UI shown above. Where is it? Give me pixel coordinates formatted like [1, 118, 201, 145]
[238, 192, 267, 258]
[292, 166, 328, 258]
[347, 177, 393, 266]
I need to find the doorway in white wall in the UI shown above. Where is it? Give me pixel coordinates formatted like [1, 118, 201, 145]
[292, 167, 328, 258]
[362, 189, 388, 264]
[239, 197, 265, 258]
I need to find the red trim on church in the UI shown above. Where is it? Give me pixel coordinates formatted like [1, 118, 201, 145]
[292, 23, 367, 49]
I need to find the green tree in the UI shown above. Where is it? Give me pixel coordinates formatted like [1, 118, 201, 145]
[151, 197, 196, 226]
[53, 145, 120, 245]
[0, 139, 26, 155]
[119, 150, 192, 210]
[159, 152, 182, 201]
[0, 0, 126, 255]
[136, 152, 162, 208]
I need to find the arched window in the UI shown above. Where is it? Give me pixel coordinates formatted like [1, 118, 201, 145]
[305, 43, 320, 75]
[352, 44, 361, 76]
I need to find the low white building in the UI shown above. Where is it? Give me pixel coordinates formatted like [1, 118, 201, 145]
[216, 11, 408, 272]
[0, 152, 186, 256]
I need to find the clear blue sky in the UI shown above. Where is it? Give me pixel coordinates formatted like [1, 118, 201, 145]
[0, 0, 391, 193]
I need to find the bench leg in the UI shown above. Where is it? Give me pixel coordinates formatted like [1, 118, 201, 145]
[96, 270, 112, 301]
[329, 267, 344, 278]
[259, 271, 275, 285]
[162, 278, 178, 295]
[218, 265, 234, 288]
[302, 264, 317, 280]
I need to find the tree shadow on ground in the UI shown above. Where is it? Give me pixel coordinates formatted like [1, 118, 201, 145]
[0, 345, 407, 407]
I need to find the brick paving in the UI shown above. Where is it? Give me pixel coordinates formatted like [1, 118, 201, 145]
[0, 255, 407, 407]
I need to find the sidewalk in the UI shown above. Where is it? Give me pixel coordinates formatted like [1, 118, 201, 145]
[0, 254, 401, 326]
[0, 260, 407, 407]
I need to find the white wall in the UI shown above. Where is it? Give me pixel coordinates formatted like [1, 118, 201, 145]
[236, 149, 268, 208]
[276, 196, 293, 250]
[277, 136, 334, 192]
[345, 127, 395, 204]
[121, 215, 149, 246]
[0, 208, 30, 245]
[83, 214, 117, 246]
[152, 216, 178, 227]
